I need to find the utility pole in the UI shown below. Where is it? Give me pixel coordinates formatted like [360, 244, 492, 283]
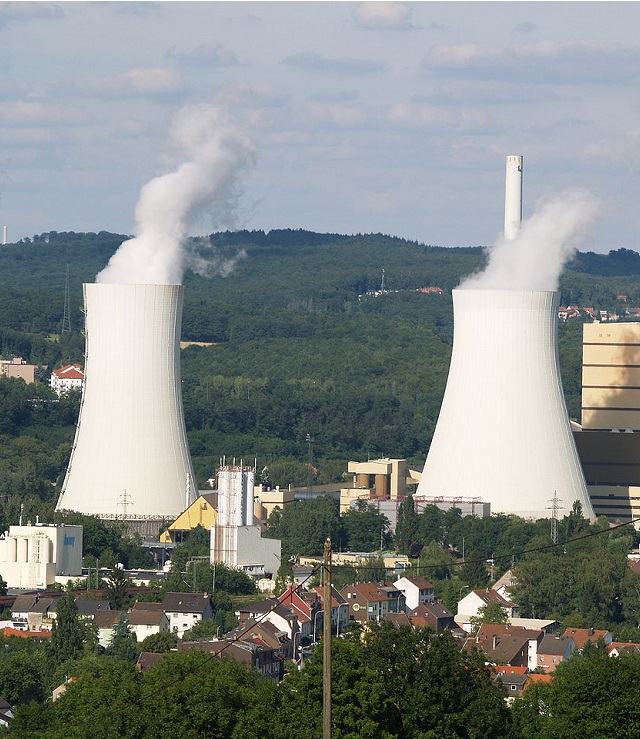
[323, 537, 332, 739]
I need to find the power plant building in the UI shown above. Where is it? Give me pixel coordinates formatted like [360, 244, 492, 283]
[417, 289, 594, 520]
[0, 523, 83, 590]
[573, 322, 640, 521]
[211, 465, 281, 579]
[56, 283, 198, 537]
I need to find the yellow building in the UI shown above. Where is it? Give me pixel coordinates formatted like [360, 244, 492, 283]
[160, 493, 217, 543]
[574, 322, 640, 522]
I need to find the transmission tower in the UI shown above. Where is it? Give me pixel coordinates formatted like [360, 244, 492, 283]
[547, 491, 561, 544]
[61, 264, 72, 334]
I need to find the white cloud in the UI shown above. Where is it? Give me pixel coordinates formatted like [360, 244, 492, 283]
[351, 2, 414, 30]
[283, 51, 385, 74]
[303, 100, 369, 129]
[167, 44, 243, 68]
[0, 100, 91, 126]
[54, 68, 185, 99]
[388, 102, 495, 134]
[0, 1, 64, 28]
[424, 40, 640, 84]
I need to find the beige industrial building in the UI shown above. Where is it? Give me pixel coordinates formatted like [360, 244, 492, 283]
[340, 458, 420, 514]
[574, 322, 640, 522]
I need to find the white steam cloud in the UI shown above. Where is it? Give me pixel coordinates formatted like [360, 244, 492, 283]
[460, 189, 601, 291]
[97, 101, 257, 285]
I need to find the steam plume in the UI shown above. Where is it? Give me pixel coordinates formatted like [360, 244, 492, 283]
[97, 102, 256, 285]
[460, 189, 600, 291]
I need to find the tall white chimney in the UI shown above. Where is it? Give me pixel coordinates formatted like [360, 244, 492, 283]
[56, 283, 198, 528]
[2, 225, 7, 245]
[504, 155, 523, 240]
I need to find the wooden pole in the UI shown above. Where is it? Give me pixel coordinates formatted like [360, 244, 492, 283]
[323, 537, 332, 739]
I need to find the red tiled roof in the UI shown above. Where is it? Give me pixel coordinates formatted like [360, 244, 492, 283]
[1, 627, 51, 638]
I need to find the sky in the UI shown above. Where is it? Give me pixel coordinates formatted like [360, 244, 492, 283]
[2, 1, 640, 252]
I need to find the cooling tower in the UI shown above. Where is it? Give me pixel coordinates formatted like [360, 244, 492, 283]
[416, 289, 594, 519]
[56, 284, 198, 532]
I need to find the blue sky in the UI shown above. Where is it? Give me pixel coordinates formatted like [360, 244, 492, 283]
[2, 1, 640, 252]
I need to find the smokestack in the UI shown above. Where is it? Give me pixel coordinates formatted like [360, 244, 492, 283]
[56, 284, 198, 528]
[416, 289, 594, 519]
[504, 155, 523, 241]
[2, 225, 7, 245]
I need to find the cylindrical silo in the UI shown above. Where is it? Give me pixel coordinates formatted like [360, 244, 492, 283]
[56, 283, 198, 522]
[416, 289, 594, 519]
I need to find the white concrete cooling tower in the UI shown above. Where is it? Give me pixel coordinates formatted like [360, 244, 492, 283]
[56, 283, 198, 532]
[416, 289, 594, 519]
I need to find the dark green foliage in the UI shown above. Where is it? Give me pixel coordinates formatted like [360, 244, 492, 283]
[105, 568, 133, 610]
[266, 623, 511, 738]
[105, 615, 138, 663]
[511, 647, 640, 738]
[47, 592, 91, 666]
[340, 500, 391, 552]
[139, 630, 178, 653]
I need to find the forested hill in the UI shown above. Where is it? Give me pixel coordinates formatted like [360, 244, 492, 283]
[0, 229, 639, 503]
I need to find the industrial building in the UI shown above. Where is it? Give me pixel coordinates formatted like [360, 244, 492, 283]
[573, 322, 640, 522]
[210, 464, 281, 579]
[56, 283, 198, 538]
[0, 523, 83, 590]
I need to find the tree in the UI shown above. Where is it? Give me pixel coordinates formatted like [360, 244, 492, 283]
[511, 648, 640, 738]
[105, 615, 138, 663]
[139, 631, 178, 653]
[341, 500, 391, 552]
[253, 623, 511, 738]
[470, 602, 509, 633]
[105, 567, 132, 610]
[48, 592, 89, 665]
[394, 495, 420, 555]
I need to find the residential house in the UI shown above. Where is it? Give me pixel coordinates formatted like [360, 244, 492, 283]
[49, 364, 84, 395]
[536, 634, 575, 672]
[491, 569, 518, 601]
[408, 603, 457, 634]
[456, 589, 519, 632]
[126, 609, 169, 642]
[180, 634, 284, 680]
[136, 652, 167, 672]
[312, 585, 349, 636]
[562, 627, 612, 650]
[475, 624, 544, 671]
[0, 357, 35, 383]
[340, 582, 405, 624]
[93, 610, 124, 649]
[11, 594, 58, 631]
[607, 642, 640, 657]
[0, 698, 13, 729]
[393, 575, 436, 611]
[161, 592, 213, 638]
[236, 598, 300, 646]
[494, 667, 529, 703]
[278, 584, 320, 641]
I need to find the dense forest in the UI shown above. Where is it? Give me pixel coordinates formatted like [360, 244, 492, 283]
[0, 229, 639, 524]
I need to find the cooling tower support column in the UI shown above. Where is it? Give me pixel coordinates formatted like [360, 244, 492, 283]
[416, 289, 594, 520]
[504, 155, 523, 240]
[56, 283, 198, 523]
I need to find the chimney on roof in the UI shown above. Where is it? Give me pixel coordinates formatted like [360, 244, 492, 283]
[492, 634, 498, 650]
